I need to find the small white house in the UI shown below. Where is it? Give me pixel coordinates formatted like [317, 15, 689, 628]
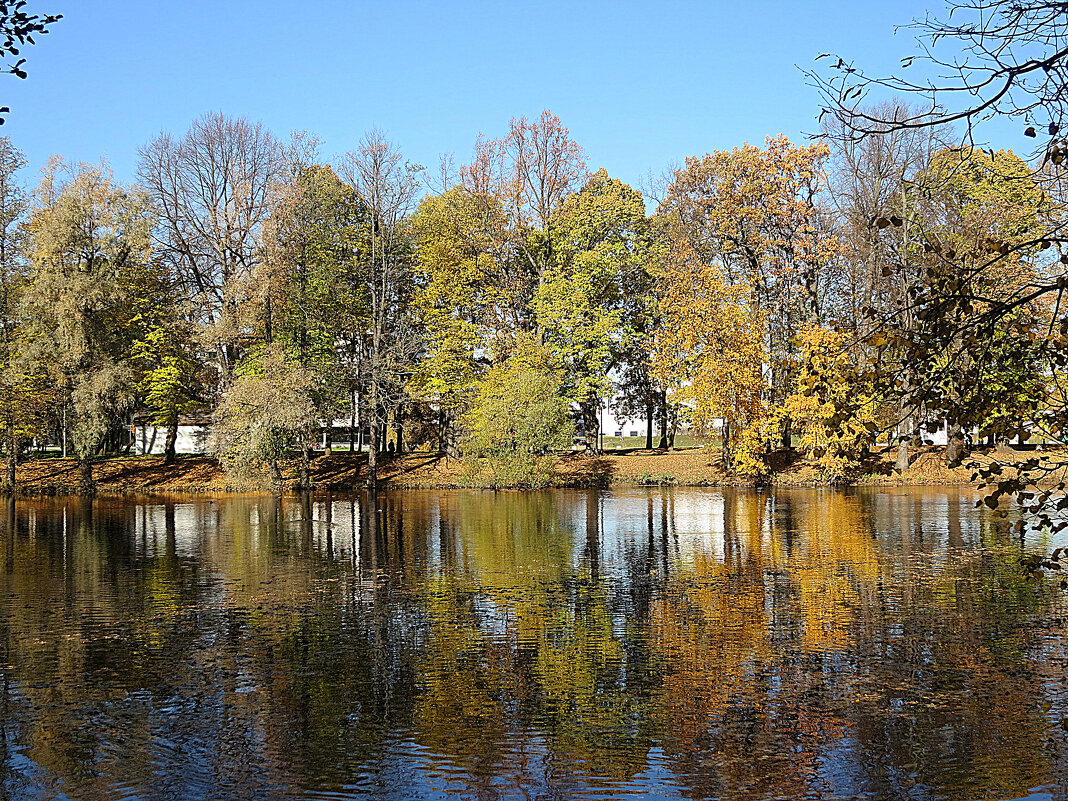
[132, 417, 211, 456]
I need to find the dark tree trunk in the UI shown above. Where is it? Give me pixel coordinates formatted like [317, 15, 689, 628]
[394, 412, 404, 455]
[438, 407, 447, 454]
[79, 457, 94, 495]
[267, 458, 283, 487]
[297, 444, 312, 492]
[645, 400, 654, 450]
[658, 390, 668, 449]
[946, 423, 967, 468]
[581, 397, 601, 454]
[163, 411, 179, 466]
[722, 420, 732, 472]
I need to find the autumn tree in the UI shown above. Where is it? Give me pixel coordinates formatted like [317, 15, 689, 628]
[130, 312, 204, 465]
[781, 326, 879, 481]
[909, 147, 1050, 464]
[341, 131, 423, 488]
[409, 188, 489, 453]
[415, 113, 650, 456]
[0, 136, 48, 488]
[661, 135, 838, 447]
[651, 246, 768, 475]
[460, 337, 573, 488]
[210, 347, 320, 487]
[0, 136, 23, 487]
[258, 162, 370, 487]
[463, 110, 587, 286]
[22, 161, 160, 492]
[138, 114, 282, 383]
[536, 169, 653, 452]
[820, 104, 951, 470]
[450, 110, 588, 350]
[813, 0, 1068, 552]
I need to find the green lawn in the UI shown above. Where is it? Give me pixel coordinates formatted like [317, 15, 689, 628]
[591, 434, 713, 450]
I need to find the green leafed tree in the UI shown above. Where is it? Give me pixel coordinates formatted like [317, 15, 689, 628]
[409, 187, 489, 453]
[461, 337, 573, 488]
[22, 160, 160, 492]
[261, 162, 370, 484]
[131, 315, 204, 464]
[536, 169, 653, 452]
[210, 346, 321, 488]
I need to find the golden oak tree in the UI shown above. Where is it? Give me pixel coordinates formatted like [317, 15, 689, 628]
[651, 245, 769, 475]
[661, 135, 838, 446]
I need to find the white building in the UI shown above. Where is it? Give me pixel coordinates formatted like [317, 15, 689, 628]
[132, 417, 211, 456]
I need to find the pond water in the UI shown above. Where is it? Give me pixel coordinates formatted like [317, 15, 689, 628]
[1, 488, 1067, 801]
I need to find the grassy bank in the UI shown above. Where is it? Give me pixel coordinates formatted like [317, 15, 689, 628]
[7, 444, 1050, 496]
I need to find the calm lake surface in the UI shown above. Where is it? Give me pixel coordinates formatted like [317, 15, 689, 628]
[2, 487, 1067, 801]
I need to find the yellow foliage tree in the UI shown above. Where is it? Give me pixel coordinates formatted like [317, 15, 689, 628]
[651, 247, 770, 476]
[782, 326, 878, 481]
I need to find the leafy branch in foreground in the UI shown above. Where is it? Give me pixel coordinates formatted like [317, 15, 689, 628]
[1, 2, 62, 123]
[814, 0, 1068, 560]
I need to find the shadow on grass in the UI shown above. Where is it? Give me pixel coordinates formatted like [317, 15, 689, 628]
[557, 453, 617, 489]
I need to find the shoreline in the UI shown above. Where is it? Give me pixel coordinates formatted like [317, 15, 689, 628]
[3, 445, 1026, 497]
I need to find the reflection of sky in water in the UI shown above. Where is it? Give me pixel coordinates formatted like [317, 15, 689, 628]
[2, 487, 1067, 801]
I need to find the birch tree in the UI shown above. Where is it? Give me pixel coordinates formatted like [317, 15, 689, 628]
[342, 131, 423, 488]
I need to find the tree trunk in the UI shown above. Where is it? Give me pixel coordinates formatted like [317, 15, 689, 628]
[658, 391, 668, 449]
[645, 400, 654, 450]
[267, 458, 283, 487]
[297, 444, 312, 491]
[394, 412, 404, 455]
[895, 439, 911, 472]
[438, 407, 447, 454]
[946, 423, 967, 468]
[366, 416, 379, 489]
[349, 387, 357, 454]
[5, 423, 16, 491]
[722, 421, 732, 473]
[163, 410, 179, 465]
[895, 416, 911, 472]
[78, 457, 94, 495]
[581, 397, 601, 455]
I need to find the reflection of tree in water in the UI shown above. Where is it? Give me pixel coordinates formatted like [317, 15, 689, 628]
[0, 488, 1063, 800]
[654, 489, 1058, 800]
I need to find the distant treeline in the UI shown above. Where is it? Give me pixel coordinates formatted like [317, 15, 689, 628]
[0, 97, 1057, 491]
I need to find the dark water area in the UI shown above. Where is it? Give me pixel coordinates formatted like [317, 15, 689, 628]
[1, 487, 1067, 801]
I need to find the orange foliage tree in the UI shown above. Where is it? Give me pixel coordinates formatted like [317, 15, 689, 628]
[660, 136, 838, 448]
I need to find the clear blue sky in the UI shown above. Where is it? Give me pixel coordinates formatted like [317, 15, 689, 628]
[2, 0, 1019, 190]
